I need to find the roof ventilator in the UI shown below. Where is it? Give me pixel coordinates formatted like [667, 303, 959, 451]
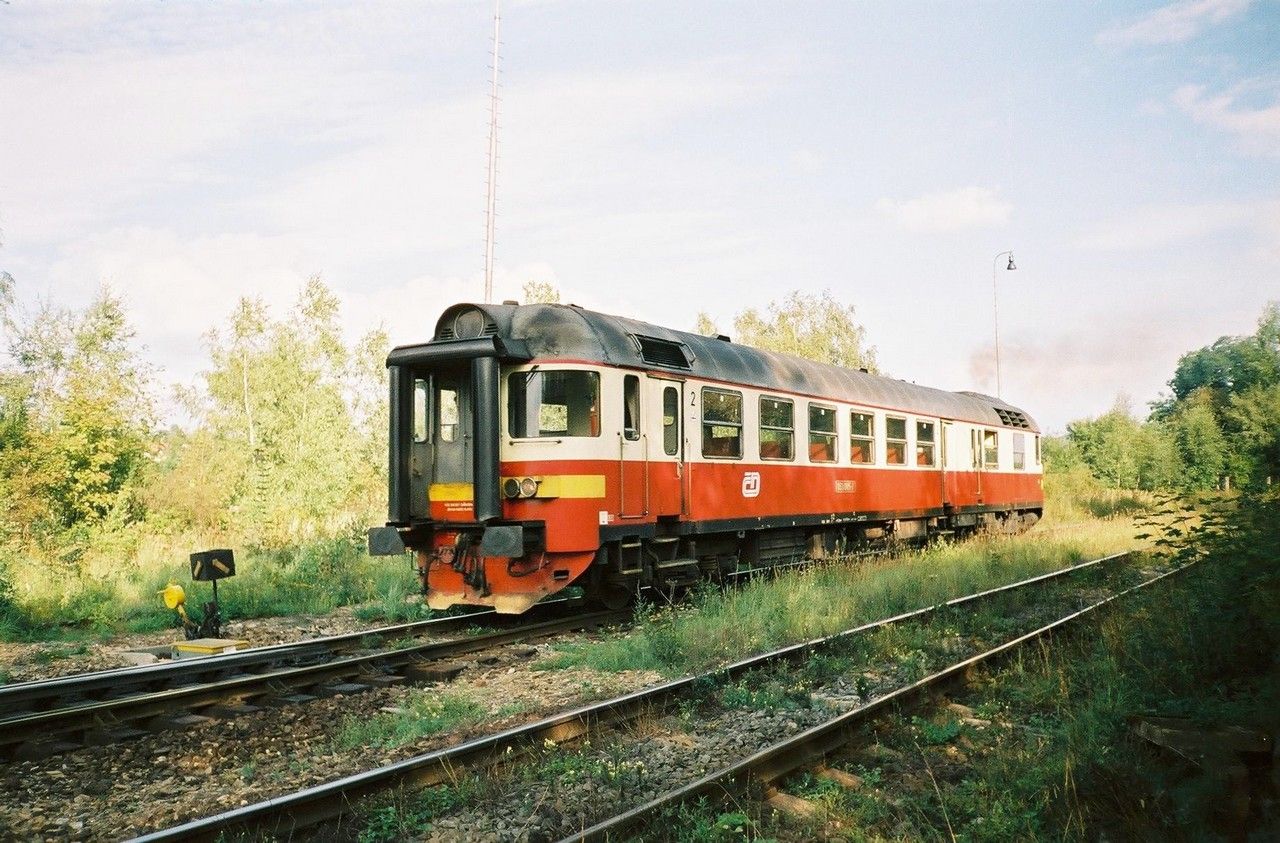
[437, 307, 498, 341]
[994, 407, 1030, 429]
[635, 335, 691, 369]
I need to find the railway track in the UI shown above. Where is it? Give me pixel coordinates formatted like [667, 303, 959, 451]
[0, 599, 624, 760]
[128, 550, 1138, 842]
[569, 559, 1195, 842]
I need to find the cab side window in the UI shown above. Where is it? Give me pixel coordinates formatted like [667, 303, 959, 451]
[983, 429, 999, 468]
[623, 375, 640, 441]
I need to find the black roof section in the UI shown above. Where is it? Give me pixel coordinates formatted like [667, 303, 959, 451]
[399, 302, 1040, 433]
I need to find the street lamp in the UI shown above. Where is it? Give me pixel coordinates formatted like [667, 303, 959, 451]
[992, 250, 1016, 398]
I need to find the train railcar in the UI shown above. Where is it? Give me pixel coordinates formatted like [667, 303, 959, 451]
[367, 302, 1044, 613]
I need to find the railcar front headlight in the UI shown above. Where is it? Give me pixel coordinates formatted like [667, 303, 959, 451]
[502, 478, 522, 499]
[519, 477, 539, 498]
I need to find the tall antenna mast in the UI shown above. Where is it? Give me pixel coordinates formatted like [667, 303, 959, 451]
[482, 0, 501, 304]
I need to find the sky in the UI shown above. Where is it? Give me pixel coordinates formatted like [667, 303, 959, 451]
[1, 0, 1277, 432]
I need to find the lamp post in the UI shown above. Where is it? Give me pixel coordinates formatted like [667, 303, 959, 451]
[992, 250, 1016, 398]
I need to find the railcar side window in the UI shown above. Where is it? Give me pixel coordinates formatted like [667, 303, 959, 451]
[916, 421, 936, 466]
[702, 388, 743, 459]
[1035, 435, 1041, 465]
[1013, 432, 1026, 470]
[413, 379, 428, 443]
[983, 429, 999, 468]
[623, 375, 640, 441]
[508, 370, 601, 438]
[850, 411, 874, 464]
[438, 386, 458, 443]
[808, 403, 837, 462]
[663, 387, 679, 455]
[886, 416, 907, 465]
[759, 396, 794, 460]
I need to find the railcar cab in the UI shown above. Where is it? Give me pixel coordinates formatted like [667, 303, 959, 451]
[372, 304, 541, 611]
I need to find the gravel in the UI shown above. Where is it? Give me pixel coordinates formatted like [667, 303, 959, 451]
[1, 605, 415, 684]
[0, 636, 661, 841]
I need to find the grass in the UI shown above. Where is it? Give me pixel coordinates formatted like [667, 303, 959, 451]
[1042, 466, 1155, 522]
[0, 468, 1147, 645]
[0, 531, 422, 642]
[537, 515, 1135, 678]
[333, 689, 485, 751]
[355, 780, 486, 843]
[741, 489, 1280, 842]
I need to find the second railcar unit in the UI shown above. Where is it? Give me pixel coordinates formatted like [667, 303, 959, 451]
[368, 302, 1044, 613]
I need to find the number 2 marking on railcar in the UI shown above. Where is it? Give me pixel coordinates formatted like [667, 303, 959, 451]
[742, 471, 761, 498]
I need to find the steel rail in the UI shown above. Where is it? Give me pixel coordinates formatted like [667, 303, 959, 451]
[0, 602, 561, 713]
[564, 559, 1195, 842]
[0, 608, 626, 756]
[127, 550, 1130, 843]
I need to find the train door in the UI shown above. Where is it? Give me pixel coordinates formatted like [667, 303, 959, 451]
[646, 376, 686, 517]
[972, 428, 985, 503]
[431, 373, 472, 513]
[942, 421, 973, 508]
[409, 377, 430, 517]
[939, 420, 953, 507]
[619, 374, 647, 518]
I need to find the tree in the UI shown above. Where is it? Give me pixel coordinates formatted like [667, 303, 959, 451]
[1166, 302, 1280, 404]
[522, 281, 561, 304]
[1065, 401, 1144, 489]
[1150, 301, 1280, 489]
[1166, 392, 1226, 491]
[1223, 383, 1280, 488]
[0, 286, 155, 548]
[696, 289, 880, 372]
[167, 276, 387, 545]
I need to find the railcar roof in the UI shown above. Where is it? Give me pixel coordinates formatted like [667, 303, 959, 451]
[412, 302, 1040, 433]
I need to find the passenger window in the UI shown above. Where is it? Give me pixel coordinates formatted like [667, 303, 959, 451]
[701, 388, 743, 459]
[663, 387, 679, 456]
[1035, 435, 1041, 465]
[438, 386, 458, 443]
[808, 403, 837, 462]
[916, 420, 936, 466]
[759, 396, 794, 460]
[508, 370, 601, 438]
[623, 375, 640, 441]
[886, 416, 907, 465]
[1013, 432, 1026, 470]
[850, 411, 875, 464]
[413, 379, 428, 443]
[983, 429, 999, 468]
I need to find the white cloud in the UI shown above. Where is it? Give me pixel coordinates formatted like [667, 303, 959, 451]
[876, 187, 1012, 233]
[1075, 200, 1278, 250]
[1096, 0, 1250, 46]
[1172, 82, 1280, 156]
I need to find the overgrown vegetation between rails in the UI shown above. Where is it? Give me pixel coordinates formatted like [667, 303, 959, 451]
[715, 489, 1280, 842]
[334, 690, 487, 752]
[535, 515, 1136, 678]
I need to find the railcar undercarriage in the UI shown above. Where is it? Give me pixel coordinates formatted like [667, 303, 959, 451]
[582, 508, 1041, 608]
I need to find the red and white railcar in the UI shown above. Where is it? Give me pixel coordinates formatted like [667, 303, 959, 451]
[369, 302, 1044, 613]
